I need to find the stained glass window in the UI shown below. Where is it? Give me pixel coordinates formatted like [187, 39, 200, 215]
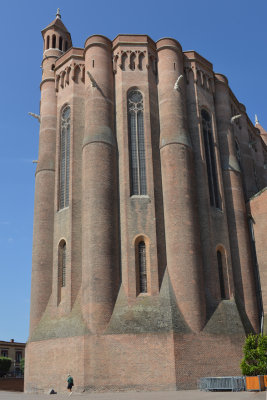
[128, 90, 147, 195]
[201, 110, 220, 209]
[58, 241, 66, 289]
[138, 241, 147, 293]
[217, 250, 226, 299]
[59, 106, 70, 209]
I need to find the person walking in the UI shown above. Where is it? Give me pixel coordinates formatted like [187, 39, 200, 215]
[67, 374, 74, 396]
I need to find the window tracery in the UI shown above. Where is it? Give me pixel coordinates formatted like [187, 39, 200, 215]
[59, 106, 70, 209]
[201, 109, 220, 209]
[128, 90, 147, 196]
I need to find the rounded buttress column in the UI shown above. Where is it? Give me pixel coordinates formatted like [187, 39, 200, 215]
[82, 35, 119, 334]
[29, 48, 59, 335]
[157, 39, 206, 332]
[215, 74, 259, 332]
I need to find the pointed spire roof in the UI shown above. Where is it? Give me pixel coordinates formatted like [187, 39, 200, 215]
[41, 9, 71, 37]
[255, 115, 267, 134]
[255, 115, 267, 145]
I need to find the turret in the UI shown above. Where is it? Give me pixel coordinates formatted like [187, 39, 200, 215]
[82, 35, 120, 333]
[214, 74, 259, 332]
[29, 11, 72, 335]
[156, 38, 206, 332]
[42, 9, 72, 54]
[41, 9, 72, 81]
[255, 115, 267, 146]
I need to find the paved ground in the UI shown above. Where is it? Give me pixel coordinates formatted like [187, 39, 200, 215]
[1, 391, 267, 400]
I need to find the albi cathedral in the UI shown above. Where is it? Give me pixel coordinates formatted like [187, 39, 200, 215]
[25, 10, 267, 392]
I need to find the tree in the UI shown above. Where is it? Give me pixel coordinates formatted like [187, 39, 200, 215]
[20, 358, 24, 375]
[0, 357, 12, 377]
[240, 333, 267, 376]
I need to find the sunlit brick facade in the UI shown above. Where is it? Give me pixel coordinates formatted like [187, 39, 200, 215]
[25, 11, 267, 393]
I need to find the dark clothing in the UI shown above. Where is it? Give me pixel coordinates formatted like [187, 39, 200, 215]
[67, 376, 74, 389]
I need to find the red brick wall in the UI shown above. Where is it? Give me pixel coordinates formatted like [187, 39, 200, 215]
[25, 331, 245, 393]
[249, 189, 267, 331]
[0, 378, 24, 392]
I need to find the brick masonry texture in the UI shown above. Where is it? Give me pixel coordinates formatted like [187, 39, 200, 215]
[0, 378, 24, 392]
[26, 12, 267, 393]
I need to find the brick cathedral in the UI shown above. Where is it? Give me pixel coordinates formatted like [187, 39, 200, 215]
[25, 11, 267, 392]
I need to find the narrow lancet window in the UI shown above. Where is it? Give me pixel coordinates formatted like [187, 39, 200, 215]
[128, 90, 147, 195]
[217, 250, 226, 299]
[201, 110, 220, 208]
[59, 106, 70, 209]
[61, 242, 66, 287]
[52, 34, 56, 48]
[58, 240, 66, 305]
[58, 241, 66, 289]
[138, 241, 147, 293]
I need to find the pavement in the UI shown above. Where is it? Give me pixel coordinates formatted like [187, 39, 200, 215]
[0, 391, 267, 400]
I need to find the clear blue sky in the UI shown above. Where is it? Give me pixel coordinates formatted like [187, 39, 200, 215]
[0, 0, 266, 343]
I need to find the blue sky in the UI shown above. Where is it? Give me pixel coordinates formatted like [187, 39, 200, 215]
[0, 0, 266, 343]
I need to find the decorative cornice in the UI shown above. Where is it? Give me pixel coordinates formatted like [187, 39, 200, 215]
[40, 78, 55, 89]
[35, 168, 55, 177]
[84, 41, 111, 52]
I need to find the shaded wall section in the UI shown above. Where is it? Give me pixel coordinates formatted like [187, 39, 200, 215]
[248, 187, 267, 332]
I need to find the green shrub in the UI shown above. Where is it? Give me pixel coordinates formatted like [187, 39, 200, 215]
[0, 357, 12, 377]
[240, 333, 267, 376]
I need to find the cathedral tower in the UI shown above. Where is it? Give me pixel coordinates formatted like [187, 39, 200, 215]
[29, 10, 72, 335]
[26, 12, 267, 393]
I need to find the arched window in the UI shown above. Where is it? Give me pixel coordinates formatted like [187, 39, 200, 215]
[46, 36, 50, 50]
[52, 34, 56, 48]
[59, 36, 63, 51]
[59, 106, 70, 209]
[58, 241, 66, 288]
[121, 52, 127, 71]
[73, 65, 81, 83]
[138, 53, 145, 70]
[128, 90, 147, 195]
[64, 41, 68, 52]
[201, 110, 220, 208]
[138, 241, 147, 293]
[217, 250, 226, 299]
[129, 53, 136, 70]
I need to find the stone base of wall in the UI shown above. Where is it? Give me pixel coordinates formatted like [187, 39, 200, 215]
[0, 378, 24, 392]
[25, 330, 244, 393]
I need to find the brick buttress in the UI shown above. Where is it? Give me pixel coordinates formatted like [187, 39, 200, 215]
[157, 38, 206, 332]
[82, 35, 120, 334]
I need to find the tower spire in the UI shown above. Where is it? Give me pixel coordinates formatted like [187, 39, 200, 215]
[56, 8, 61, 19]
